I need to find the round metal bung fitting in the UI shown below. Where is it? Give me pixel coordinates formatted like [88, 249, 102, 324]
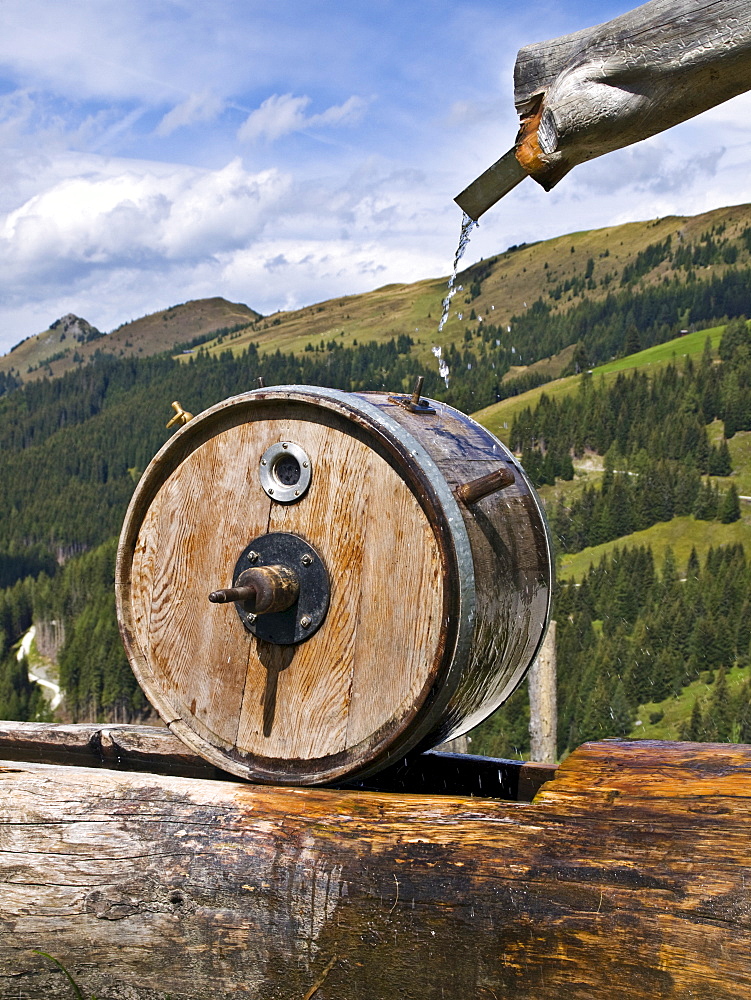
[259, 441, 312, 503]
[231, 533, 330, 645]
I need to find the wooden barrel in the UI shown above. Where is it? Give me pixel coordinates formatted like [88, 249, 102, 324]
[116, 385, 552, 784]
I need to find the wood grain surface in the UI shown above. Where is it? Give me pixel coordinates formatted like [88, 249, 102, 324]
[120, 396, 446, 783]
[3, 739, 751, 999]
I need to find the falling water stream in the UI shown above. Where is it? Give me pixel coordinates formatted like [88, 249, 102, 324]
[438, 212, 477, 333]
[434, 211, 477, 388]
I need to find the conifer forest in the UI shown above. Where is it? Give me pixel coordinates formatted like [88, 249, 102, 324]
[3, 209, 751, 760]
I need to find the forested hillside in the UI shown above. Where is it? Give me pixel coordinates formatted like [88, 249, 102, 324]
[470, 317, 751, 758]
[473, 542, 751, 759]
[3, 204, 751, 755]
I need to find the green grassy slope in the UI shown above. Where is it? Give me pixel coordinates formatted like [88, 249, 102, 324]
[475, 322, 727, 446]
[631, 664, 751, 741]
[4, 201, 751, 393]
[557, 508, 751, 581]
[195, 203, 751, 364]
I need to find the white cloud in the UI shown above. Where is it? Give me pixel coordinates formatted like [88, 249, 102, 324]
[0, 148, 459, 345]
[156, 92, 226, 137]
[1, 0, 751, 356]
[238, 94, 311, 143]
[238, 93, 364, 144]
[0, 158, 290, 284]
[308, 95, 365, 129]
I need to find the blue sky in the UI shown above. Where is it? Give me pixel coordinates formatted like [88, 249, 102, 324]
[1, 0, 750, 353]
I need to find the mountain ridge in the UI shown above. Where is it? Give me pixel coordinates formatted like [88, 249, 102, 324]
[0, 297, 261, 384]
[4, 201, 751, 390]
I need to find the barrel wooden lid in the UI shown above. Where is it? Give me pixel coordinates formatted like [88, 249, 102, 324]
[116, 387, 473, 784]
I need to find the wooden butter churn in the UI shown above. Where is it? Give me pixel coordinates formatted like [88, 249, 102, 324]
[116, 383, 552, 784]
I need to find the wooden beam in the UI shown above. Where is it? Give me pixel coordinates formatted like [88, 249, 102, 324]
[514, 0, 751, 188]
[3, 739, 751, 998]
[0, 721, 556, 799]
[0, 720, 227, 779]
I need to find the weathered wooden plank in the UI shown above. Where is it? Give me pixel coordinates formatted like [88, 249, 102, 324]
[514, 0, 751, 188]
[2, 739, 751, 999]
[0, 721, 555, 799]
[0, 720, 227, 779]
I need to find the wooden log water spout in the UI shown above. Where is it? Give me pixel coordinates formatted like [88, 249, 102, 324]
[3, 731, 751, 999]
[514, 0, 751, 190]
[457, 0, 751, 218]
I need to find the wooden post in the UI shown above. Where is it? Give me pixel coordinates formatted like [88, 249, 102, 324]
[4, 737, 751, 998]
[529, 619, 557, 763]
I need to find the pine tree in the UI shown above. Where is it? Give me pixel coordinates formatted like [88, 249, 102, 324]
[0, 653, 49, 722]
[579, 672, 614, 743]
[708, 439, 733, 476]
[651, 650, 675, 703]
[693, 479, 717, 520]
[720, 483, 741, 523]
[624, 324, 641, 356]
[470, 682, 530, 759]
[722, 372, 742, 438]
[719, 316, 750, 361]
[660, 547, 678, 596]
[680, 699, 705, 741]
[610, 680, 634, 737]
[687, 547, 700, 579]
[705, 667, 733, 742]
[737, 680, 751, 743]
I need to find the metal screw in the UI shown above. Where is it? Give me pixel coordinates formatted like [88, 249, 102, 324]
[294, 489, 300, 496]
[269, 488, 274, 494]
[301, 554, 313, 566]
[302, 461, 308, 468]
[261, 459, 267, 466]
[282, 442, 288, 449]
[247, 613, 257, 624]
[300, 615, 312, 628]
[247, 551, 259, 563]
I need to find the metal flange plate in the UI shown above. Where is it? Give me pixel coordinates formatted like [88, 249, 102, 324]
[232, 532, 329, 645]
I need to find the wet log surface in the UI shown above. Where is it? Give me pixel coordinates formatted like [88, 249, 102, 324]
[2, 738, 751, 998]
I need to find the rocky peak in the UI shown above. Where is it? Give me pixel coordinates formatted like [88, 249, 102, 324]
[49, 314, 103, 344]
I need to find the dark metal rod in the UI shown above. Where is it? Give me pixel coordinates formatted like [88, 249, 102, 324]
[208, 585, 257, 604]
